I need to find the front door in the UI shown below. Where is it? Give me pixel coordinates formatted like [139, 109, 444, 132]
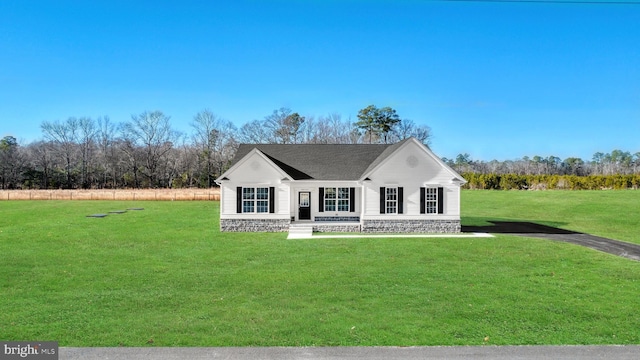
[298, 192, 311, 220]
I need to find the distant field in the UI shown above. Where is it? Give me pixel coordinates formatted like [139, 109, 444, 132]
[0, 188, 220, 201]
[0, 191, 639, 347]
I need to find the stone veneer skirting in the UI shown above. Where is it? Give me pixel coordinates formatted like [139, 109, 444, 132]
[221, 219, 289, 232]
[221, 218, 461, 233]
[362, 219, 461, 233]
[312, 223, 361, 233]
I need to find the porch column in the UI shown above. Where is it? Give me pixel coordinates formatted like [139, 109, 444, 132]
[360, 183, 366, 225]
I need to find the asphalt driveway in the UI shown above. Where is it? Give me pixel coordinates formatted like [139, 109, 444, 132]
[462, 221, 640, 261]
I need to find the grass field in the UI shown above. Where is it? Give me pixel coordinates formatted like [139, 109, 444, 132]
[462, 190, 640, 244]
[1, 191, 639, 346]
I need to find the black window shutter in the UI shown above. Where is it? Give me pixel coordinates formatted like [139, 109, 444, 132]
[236, 187, 242, 213]
[437, 187, 444, 214]
[420, 187, 426, 214]
[269, 187, 275, 213]
[398, 187, 404, 214]
[319, 188, 324, 212]
[379, 187, 385, 214]
[349, 187, 356, 212]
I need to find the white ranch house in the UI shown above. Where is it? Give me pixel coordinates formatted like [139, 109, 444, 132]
[215, 137, 466, 233]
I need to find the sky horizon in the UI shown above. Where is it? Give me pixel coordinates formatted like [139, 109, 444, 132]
[1, 0, 639, 162]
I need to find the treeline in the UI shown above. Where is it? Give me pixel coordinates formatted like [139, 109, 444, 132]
[445, 152, 640, 177]
[452, 151, 640, 190]
[0, 106, 431, 190]
[2, 105, 638, 190]
[462, 173, 640, 190]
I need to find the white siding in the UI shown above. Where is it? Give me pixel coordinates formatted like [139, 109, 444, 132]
[220, 183, 236, 215]
[219, 151, 290, 219]
[362, 140, 461, 220]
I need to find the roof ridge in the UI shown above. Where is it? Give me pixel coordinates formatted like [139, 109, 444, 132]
[228, 139, 419, 181]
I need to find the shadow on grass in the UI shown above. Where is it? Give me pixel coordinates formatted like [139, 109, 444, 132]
[462, 218, 640, 261]
[462, 220, 578, 235]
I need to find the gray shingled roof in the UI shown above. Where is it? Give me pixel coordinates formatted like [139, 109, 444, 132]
[231, 139, 410, 180]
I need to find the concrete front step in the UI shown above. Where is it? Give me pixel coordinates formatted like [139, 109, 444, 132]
[287, 225, 313, 239]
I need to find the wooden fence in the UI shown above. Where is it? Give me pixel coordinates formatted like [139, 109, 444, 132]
[0, 189, 220, 201]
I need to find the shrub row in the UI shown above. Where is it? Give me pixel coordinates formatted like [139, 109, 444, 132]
[461, 173, 640, 190]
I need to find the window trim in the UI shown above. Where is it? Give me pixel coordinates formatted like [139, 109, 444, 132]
[237, 186, 274, 214]
[385, 187, 398, 214]
[380, 186, 403, 214]
[424, 187, 438, 214]
[420, 186, 444, 215]
[323, 187, 351, 213]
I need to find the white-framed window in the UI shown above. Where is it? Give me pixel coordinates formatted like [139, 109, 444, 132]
[324, 187, 350, 212]
[425, 187, 438, 214]
[243, 187, 269, 213]
[386, 187, 398, 214]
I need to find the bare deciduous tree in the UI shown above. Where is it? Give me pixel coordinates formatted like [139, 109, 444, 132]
[121, 111, 180, 187]
[262, 107, 306, 144]
[41, 118, 79, 188]
[78, 117, 97, 188]
[24, 141, 54, 188]
[239, 119, 270, 144]
[392, 119, 432, 145]
[97, 116, 119, 188]
[191, 109, 238, 187]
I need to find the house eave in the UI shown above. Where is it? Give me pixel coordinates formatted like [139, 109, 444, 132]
[214, 148, 291, 184]
[450, 177, 468, 186]
[286, 178, 362, 183]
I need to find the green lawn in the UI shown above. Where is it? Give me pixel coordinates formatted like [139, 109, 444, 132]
[1, 191, 639, 346]
[462, 190, 640, 244]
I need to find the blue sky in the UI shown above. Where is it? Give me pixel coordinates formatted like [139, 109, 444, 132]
[1, 0, 638, 161]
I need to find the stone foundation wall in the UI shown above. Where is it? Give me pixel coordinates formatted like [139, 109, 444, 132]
[221, 218, 461, 233]
[312, 224, 361, 233]
[220, 218, 290, 232]
[362, 219, 461, 233]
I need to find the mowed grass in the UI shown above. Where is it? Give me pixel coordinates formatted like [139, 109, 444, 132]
[0, 192, 639, 346]
[462, 190, 640, 244]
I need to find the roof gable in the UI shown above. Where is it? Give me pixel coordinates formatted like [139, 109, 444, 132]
[361, 137, 467, 184]
[216, 148, 291, 183]
[217, 137, 465, 183]
[359, 138, 412, 178]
